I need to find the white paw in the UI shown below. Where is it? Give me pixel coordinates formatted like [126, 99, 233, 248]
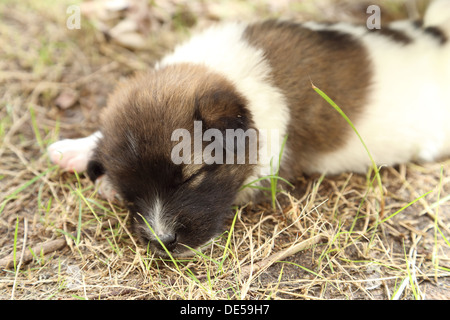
[95, 175, 121, 201]
[48, 139, 92, 172]
[47, 132, 101, 172]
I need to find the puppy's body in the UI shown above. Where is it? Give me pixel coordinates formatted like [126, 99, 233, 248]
[48, 1, 450, 256]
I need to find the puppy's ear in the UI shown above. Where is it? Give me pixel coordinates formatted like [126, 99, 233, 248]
[194, 88, 255, 162]
[194, 89, 251, 132]
[87, 149, 105, 182]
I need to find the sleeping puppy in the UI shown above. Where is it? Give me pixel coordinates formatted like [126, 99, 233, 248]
[48, 0, 450, 257]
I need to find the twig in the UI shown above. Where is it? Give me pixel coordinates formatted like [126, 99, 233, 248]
[0, 237, 67, 270]
[193, 234, 327, 283]
[239, 234, 327, 280]
[0, 219, 119, 270]
[85, 287, 137, 300]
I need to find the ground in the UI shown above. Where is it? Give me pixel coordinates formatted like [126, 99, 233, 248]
[0, 0, 449, 300]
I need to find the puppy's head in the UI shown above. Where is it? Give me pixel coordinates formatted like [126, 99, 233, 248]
[87, 64, 255, 256]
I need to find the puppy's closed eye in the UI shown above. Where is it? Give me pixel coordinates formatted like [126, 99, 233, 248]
[183, 169, 207, 188]
[181, 164, 204, 182]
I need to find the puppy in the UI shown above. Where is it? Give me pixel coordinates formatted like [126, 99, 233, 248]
[48, 0, 450, 257]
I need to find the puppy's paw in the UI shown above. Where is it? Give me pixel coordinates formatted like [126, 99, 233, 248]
[48, 138, 94, 172]
[95, 175, 121, 201]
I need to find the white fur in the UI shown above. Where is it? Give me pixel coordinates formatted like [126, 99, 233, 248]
[132, 198, 171, 240]
[302, 20, 450, 174]
[424, 0, 450, 31]
[48, 131, 120, 199]
[157, 22, 290, 201]
[149, 197, 170, 237]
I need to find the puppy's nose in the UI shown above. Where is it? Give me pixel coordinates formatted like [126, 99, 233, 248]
[150, 233, 177, 252]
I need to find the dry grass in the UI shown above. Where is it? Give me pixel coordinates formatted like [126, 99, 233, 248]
[1, 0, 449, 300]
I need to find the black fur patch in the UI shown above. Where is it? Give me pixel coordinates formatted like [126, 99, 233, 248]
[369, 28, 412, 45]
[87, 158, 105, 182]
[424, 26, 448, 44]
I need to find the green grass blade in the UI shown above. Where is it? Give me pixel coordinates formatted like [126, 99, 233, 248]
[13, 216, 19, 271]
[0, 166, 57, 215]
[29, 106, 44, 151]
[380, 190, 432, 224]
[136, 213, 181, 273]
[312, 84, 384, 211]
[312, 85, 375, 168]
[219, 208, 239, 271]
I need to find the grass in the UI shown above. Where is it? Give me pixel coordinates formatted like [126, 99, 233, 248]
[312, 84, 385, 214]
[0, 0, 449, 300]
[240, 134, 293, 210]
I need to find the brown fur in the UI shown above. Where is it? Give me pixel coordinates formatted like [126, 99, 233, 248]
[88, 63, 256, 254]
[99, 63, 254, 174]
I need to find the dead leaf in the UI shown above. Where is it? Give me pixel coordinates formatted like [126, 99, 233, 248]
[55, 89, 79, 109]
